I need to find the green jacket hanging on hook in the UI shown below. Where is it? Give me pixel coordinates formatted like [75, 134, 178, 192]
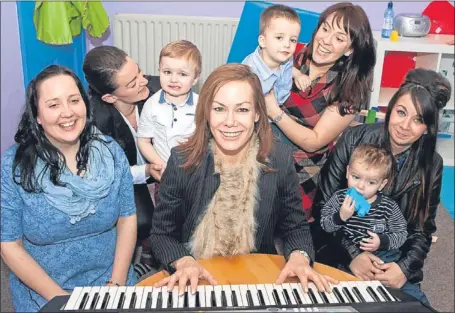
[34, 1, 109, 45]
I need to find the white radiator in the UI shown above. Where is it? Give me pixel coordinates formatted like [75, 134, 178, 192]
[113, 14, 239, 91]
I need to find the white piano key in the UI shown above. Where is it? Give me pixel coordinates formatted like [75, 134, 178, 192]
[290, 283, 312, 305]
[204, 285, 214, 307]
[282, 283, 298, 305]
[75, 286, 93, 310]
[106, 286, 120, 309]
[161, 286, 170, 309]
[112, 286, 127, 309]
[213, 285, 223, 307]
[188, 286, 197, 308]
[94, 286, 111, 310]
[256, 284, 271, 306]
[351, 281, 374, 302]
[264, 284, 277, 305]
[64, 287, 84, 310]
[308, 283, 324, 304]
[139, 286, 152, 309]
[177, 288, 186, 308]
[197, 285, 206, 308]
[239, 284, 251, 306]
[122, 286, 134, 309]
[84, 286, 101, 309]
[322, 286, 339, 304]
[172, 287, 180, 308]
[273, 284, 287, 305]
[151, 286, 161, 309]
[247, 284, 261, 306]
[222, 285, 233, 307]
[230, 285, 243, 306]
[132, 286, 144, 309]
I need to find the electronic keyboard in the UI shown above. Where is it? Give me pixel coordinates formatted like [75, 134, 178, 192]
[39, 281, 436, 312]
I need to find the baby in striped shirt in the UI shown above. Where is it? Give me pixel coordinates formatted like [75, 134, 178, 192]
[320, 144, 408, 261]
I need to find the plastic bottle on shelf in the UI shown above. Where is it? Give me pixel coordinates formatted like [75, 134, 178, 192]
[381, 1, 394, 38]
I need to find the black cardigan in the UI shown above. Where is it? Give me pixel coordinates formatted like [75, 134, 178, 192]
[91, 75, 161, 240]
[149, 141, 315, 268]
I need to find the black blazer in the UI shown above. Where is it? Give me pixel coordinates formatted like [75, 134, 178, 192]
[91, 75, 161, 240]
[149, 141, 315, 268]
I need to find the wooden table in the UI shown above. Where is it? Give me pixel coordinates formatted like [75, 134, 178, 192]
[137, 254, 357, 286]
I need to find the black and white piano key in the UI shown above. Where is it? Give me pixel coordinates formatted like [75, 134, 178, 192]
[289, 283, 312, 305]
[139, 286, 152, 309]
[64, 286, 83, 310]
[230, 285, 243, 306]
[221, 285, 234, 307]
[213, 285, 224, 307]
[246, 284, 261, 306]
[196, 285, 206, 308]
[256, 284, 271, 306]
[93, 286, 110, 310]
[272, 284, 287, 305]
[83, 286, 100, 310]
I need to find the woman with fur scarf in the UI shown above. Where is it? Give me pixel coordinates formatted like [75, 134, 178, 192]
[148, 64, 335, 295]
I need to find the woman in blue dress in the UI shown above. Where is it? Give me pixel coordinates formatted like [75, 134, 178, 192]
[0, 65, 137, 312]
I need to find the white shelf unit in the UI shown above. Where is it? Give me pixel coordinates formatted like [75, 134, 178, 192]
[370, 31, 455, 111]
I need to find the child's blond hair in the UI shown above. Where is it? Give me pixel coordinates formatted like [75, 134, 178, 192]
[349, 144, 394, 181]
[259, 4, 301, 35]
[159, 40, 202, 77]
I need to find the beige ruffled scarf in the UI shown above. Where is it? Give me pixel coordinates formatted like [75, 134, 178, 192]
[189, 136, 263, 259]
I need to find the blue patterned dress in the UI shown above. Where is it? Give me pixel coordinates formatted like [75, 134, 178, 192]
[1, 140, 137, 312]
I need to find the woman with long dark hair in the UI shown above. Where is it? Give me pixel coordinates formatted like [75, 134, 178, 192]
[265, 2, 376, 219]
[1, 65, 137, 312]
[312, 68, 451, 304]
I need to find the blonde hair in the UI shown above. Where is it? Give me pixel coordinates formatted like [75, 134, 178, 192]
[349, 144, 394, 181]
[159, 40, 202, 76]
[259, 4, 301, 34]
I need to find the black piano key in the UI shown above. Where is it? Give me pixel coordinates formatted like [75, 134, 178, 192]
[117, 292, 125, 309]
[130, 292, 137, 308]
[352, 287, 365, 302]
[377, 286, 393, 302]
[282, 288, 292, 304]
[342, 287, 356, 303]
[366, 286, 381, 302]
[221, 290, 228, 307]
[145, 292, 153, 308]
[101, 293, 110, 309]
[257, 290, 266, 306]
[333, 287, 345, 303]
[156, 291, 163, 308]
[211, 290, 217, 307]
[319, 291, 329, 303]
[272, 289, 281, 305]
[292, 289, 302, 305]
[195, 291, 201, 307]
[79, 293, 89, 309]
[307, 288, 318, 304]
[90, 292, 100, 309]
[184, 291, 189, 308]
[167, 292, 173, 308]
[231, 290, 238, 307]
[246, 290, 254, 306]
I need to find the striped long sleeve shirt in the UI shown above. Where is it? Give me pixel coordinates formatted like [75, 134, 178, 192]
[320, 189, 408, 250]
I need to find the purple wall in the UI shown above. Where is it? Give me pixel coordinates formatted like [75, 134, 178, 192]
[88, 1, 431, 49]
[1, 2, 25, 155]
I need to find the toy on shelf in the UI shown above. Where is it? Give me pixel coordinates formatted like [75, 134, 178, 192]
[345, 187, 371, 217]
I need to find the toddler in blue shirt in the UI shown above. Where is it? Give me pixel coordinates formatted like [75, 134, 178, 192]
[242, 4, 304, 105]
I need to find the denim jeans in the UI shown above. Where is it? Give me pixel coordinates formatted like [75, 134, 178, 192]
[374, 249, 430, 305]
